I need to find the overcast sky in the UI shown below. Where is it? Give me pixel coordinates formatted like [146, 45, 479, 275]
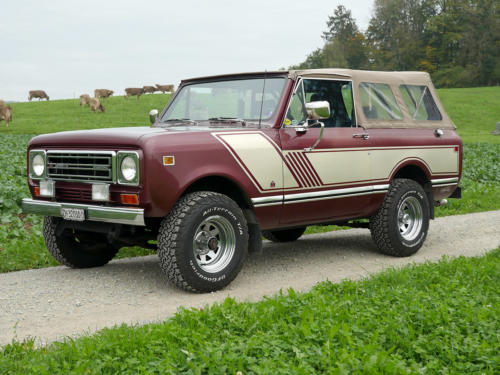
[1, 0, 373, 101]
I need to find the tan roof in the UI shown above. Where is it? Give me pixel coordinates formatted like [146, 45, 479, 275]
[180, 69, 454, 130]
[288, 69, 455, 129]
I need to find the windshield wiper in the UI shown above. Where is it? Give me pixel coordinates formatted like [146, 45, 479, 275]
[162, 118, 198, 125]
[208, 117, 246, 126]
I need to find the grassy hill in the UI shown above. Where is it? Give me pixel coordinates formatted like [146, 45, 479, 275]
[1, 87, 499, 143]
[0, 94, 171, 134]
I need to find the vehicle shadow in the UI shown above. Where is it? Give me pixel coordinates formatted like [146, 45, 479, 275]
[100, 229, 379, 293]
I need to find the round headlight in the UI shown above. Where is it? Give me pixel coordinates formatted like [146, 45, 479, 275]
[32, 154, 45, 176]
[120, 156, 137, 181]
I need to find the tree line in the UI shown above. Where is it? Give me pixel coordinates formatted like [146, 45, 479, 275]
[290, 0, 499, 88]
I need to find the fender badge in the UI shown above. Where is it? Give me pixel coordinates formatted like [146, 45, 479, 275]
[270, 180, 276, 188]
[163, 156, 175, 166]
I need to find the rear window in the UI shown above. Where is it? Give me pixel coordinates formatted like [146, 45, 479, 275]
[359, 82, 403, 120]
[399, 85, 442, 121]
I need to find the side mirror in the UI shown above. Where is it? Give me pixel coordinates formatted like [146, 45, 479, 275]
[306, 101, 330, 120]
[149, 109, 159, 124]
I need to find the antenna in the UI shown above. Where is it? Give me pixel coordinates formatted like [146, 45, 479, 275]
[258, 70, 267, 129]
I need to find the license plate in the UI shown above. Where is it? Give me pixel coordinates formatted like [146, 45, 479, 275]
[61, 208, 85, 221]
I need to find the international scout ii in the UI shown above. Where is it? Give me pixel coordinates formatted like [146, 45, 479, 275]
[22, 69, 462, 292]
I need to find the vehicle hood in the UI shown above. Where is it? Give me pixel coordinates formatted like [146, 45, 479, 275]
[28, 126, 204, 148]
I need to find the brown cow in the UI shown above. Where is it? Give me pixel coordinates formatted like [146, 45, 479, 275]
[80, 94, 91, 106]
[0, 105, 13, 127]
[89, 97, 105, 113]
[125, 87, 144, 99]
[0, 99, 4, 107]
[94, 89, 114, 98]
[155, 84, 175, 93]
[29, 90, 49, 101]
[143, 86, 157, 94]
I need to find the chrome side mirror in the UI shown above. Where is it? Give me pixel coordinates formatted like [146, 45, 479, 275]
[149, 109, 159, 124]
[306, 101, 330, 120]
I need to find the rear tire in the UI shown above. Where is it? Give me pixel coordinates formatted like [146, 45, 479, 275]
[43, 216, 119, 268]
[262, 227, 306, 243]
[157, 191, 248, 293]
[370, 178, 430, 257]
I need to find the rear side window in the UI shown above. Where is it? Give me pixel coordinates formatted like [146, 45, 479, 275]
[359, 83, 403, 120]
[399, 85, 442, 121]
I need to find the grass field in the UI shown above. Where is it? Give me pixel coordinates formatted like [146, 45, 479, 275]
[438, 86, 500, 144]
[1, 94, 171, 134]
[1, 249, 499, 373]
[1, 87, 499, 144]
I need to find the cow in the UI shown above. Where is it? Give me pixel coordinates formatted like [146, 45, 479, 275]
[89, 97, 105, 113]
[0, 99, 4, 107]
[94, 89, 114, 98]
[80, 94, 91, 107]
[29, 90, 49, 101]
[125, 87, 144, 99]
[155, 84, 175, 93]
[0, 105, 13, 127]
[143, 85, 157, 94]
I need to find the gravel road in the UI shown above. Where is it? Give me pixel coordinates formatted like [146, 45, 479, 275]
[1, 210, 499, 346]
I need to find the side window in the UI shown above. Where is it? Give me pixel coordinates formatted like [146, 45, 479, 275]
[359, 82, 403, 120]
[304, 79, 354, 127]
[284, 80, 307, 126]
[399, 85, 442, 121]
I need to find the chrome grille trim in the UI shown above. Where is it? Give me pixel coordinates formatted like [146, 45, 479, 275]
[46, 150, 116, 183]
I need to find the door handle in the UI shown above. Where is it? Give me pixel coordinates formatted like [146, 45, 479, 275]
[353, 133, 370, 140]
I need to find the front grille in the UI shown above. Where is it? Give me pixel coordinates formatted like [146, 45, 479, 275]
[57, 186, 93, 202]
[47, 152, 114, 182]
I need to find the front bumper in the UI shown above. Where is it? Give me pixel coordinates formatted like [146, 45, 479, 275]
[21, 198, 145, 226]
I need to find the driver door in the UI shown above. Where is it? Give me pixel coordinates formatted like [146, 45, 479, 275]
[278, 78, 372, 225]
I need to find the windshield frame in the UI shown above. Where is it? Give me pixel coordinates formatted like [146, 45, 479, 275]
[155, 73, 290, 129]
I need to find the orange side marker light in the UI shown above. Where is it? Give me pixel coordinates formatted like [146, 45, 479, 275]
[121, 194, 139, 205]
[34, 187, 40, 196]
[163, 156, 175, 166]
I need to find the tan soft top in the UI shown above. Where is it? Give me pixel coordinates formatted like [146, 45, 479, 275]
[288, 69, 455, 129]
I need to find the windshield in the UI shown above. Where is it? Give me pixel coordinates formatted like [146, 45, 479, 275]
[158, 77, 286, 127]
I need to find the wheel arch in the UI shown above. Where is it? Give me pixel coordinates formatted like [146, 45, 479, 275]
[391, 161, 434, 219]
[181, 175, 253, 210]
[180, 175, 262, 253]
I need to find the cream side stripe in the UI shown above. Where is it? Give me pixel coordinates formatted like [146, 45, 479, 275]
[216, 133, 299, 191]
[251, 184, 390, 206]
[283, 191, 385, 205]
[372, 148, 458, 177]
[431, 177, 459, 184]
[307, 150, 371, 185]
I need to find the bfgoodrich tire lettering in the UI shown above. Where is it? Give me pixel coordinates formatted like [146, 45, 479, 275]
[370, 178, 430, 257]
[262, 227, 306, 243]
[157, 191, 248, 293]
[43, 216, 119, 268]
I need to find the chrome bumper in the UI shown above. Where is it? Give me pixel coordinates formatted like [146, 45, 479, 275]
[21, 198, 145, 226]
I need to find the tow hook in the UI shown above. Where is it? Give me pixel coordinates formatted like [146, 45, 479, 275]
[435, 199, 448, 207]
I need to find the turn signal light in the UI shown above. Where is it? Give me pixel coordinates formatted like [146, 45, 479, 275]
[34, 187, 40, 196]
[121, 194, 139, 205]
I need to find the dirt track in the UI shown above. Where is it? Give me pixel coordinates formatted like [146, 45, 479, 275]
[1, 210, 499, 346]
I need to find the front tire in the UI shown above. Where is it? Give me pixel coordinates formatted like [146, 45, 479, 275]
[157, 191, 248, 293]
[262, 227, 306, 243]
[43, 216, 119, 268]
[370, 178, 430, 257]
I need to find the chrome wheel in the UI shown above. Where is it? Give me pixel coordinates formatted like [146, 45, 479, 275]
[192, 215, 236, 273]
[397, 196, 423, 241]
